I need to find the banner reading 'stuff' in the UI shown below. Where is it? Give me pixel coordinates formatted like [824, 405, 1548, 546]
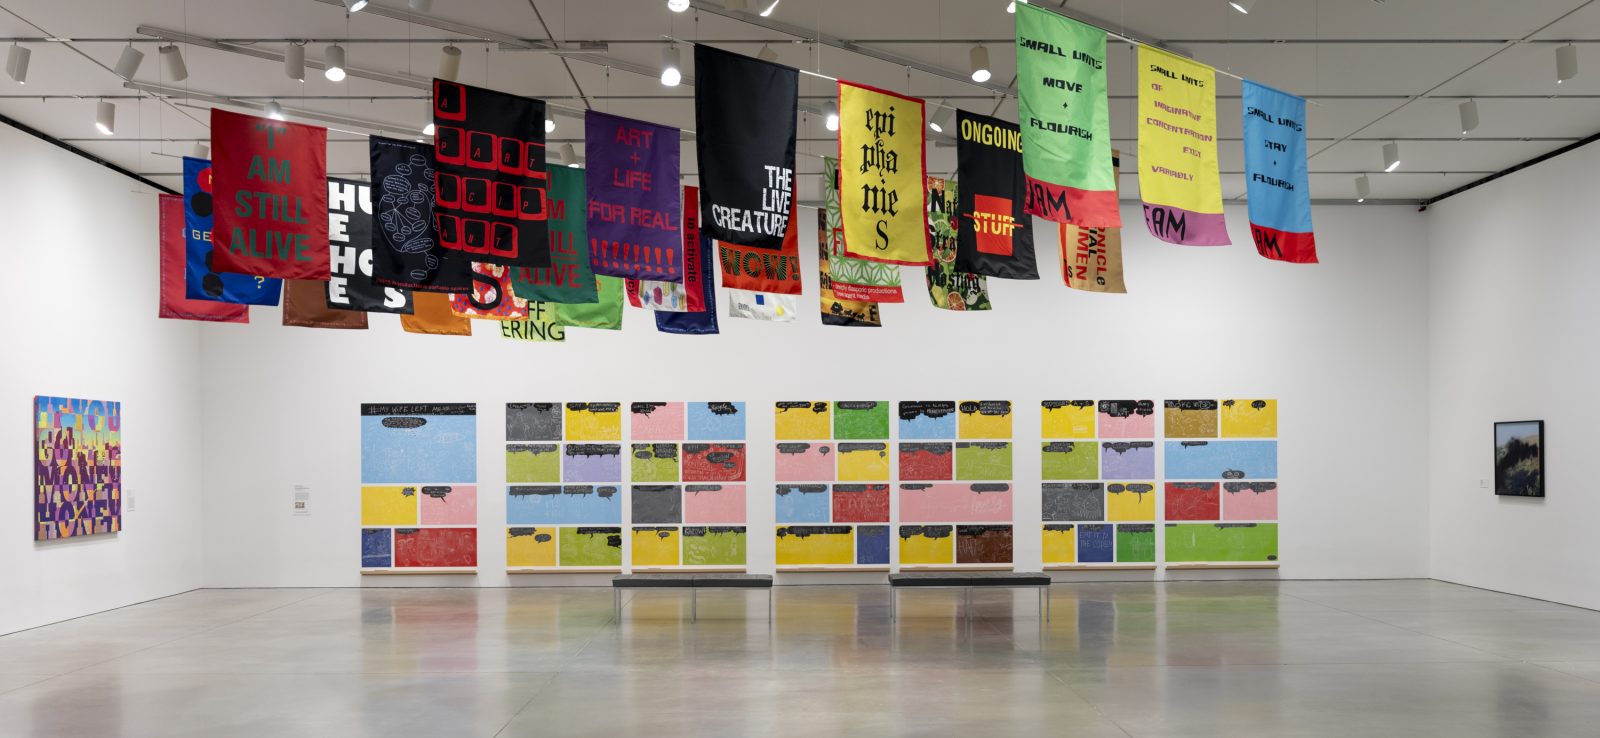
[1138, 46, 1228, 246]
[209, 109, 330, 280]
[1242, 80, 1317, 263]
[1015, 3, 1118, 228]
[839, 81, 930, 266]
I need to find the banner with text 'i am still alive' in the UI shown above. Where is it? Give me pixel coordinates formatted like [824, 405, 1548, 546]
[209, 109, 330, 280]
[1137, 46, 1229, 246]
[1242, 80, 1317, 263]
[1015, 3, 1119, 228]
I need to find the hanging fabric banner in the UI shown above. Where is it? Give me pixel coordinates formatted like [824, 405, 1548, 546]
[838, 81, 930, 266]
[926, 177, 992, 311]
[1015, 3, 1118, 228]
[824, 157, 903, 302]
[586, 111, 682, 280]
[325, 178, 413, 314]
[1060, 149, 1127, 293]
[511, 166, 598, 303]
[209, 109, 330, 280]
[499, 301, 566, 342]
[955, 111, 1037, 279]
[694, 44, 797, 250]
[623, 185, 703, 311]
[283, 279, 367, 329]
[182, 157, 281, 305]
[1138, 46, 1229, 246]
[626, 278, 689, 311]
[433, 79, 551, 269]
[818, 209, 883, 327]
[401, 292, 472, 336]
[1242, 80, 1317, 263]
[553, 275, 624, 330]
[728, 288, 797, 322]
[655, 233, 718, 335]
[159, 194, 248, 323]
[718, 196, 801, 295]
[369, 136, 471, 293]
[450, 263, 530, 320]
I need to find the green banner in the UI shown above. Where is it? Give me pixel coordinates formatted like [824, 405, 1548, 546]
[511, 166, 599, 304]
[1015, 3, 1119, 227]
[824, 157, 904, 302]
[552, 275, 623, 330]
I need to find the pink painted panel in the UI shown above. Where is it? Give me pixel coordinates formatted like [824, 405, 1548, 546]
[1222, 482, 1278, 521]
[775, 442, 834, 481]
[683, 484, 746, 524]
[631, 402, 685, 440]
[898, 483, 1012, 523]
[418, 485, 477, 525]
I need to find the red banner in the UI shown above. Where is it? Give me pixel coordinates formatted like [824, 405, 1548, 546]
[158, 194, 248, 323]
[209, 109, 330, 280]
[718, 194, 801, 295]
[682, 186, 705, 312]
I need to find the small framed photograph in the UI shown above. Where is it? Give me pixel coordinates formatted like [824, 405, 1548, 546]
[1494, 420, 1544, 498]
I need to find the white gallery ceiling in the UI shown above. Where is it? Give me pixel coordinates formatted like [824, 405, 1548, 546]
[4, 0, 1600, 205]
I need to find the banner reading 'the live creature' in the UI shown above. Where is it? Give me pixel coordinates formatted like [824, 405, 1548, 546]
[1138, 46, 1229, 246]
[838, 80, 930, 266]
[209, 109, 330, 280]
[695, 44, 797, 250]
[1242, 80, 1317, 263]
[1015, 3, 1118, 228]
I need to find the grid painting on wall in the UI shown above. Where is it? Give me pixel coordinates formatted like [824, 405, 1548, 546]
[898, 401, 1015, 567]
[1164, 399, 1280, 563]
[360, 404, 477, 570]
[1040, 400, 1156, 566]
[774, 401, 892, 569]
[505, 402, 624, 570]
[630, 402, 748, 569]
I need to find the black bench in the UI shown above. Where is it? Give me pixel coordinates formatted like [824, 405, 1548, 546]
[888, 572, 1052, 621]
[612, 574, 773, 622]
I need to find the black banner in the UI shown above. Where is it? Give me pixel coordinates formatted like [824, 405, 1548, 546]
[325, 178, 413, 314]
[432, 80, 551, 269]
[955, 110, 1038, 279]
[369, 136, 471, 293]
[694, 44, 797, 250]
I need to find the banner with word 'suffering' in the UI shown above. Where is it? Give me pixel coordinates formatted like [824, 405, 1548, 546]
[838, 81, 930, 266]
[824, 157, 903, 302]
[955, 110, 1037, 280]
[1060, 150, 1127, 293]
[499, 301, 566, 342]
[1138, 46, 1229, 246]
[209, 109, 330, 280]
[451, 263, 530, 320]
[926, 177, 992, 311]
[1014, 3, 1119, 228]
[586, 111, 682, 280]
[1242, 80, 1317, 263]
[695, 44, 797, 250]
[159, 194, 248, 323]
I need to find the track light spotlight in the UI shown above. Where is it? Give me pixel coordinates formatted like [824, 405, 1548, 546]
[970, 45, 991, 83]
[410, 0, 433, 11]
[1557, 43, 1578, 84]
[423, 121, 435, 136]
[824, 100, 839, 132]
[760, 0, 779, 16]
[438, 44, 461, 81]
[758, 44, 779, 62]
[1007, 0, 1026, 12]
[667, 0, 690, 11]
[192, 142, 210, 159]
[95, 100, 115, 135]
[1230, 0, 1257, 14]
[325, 44, 347, 81]
[160, 44, 188, 82]
[6, 44, 28, 84]
[113, 45, 144, 81]
[343, 0, 369, 12]
[661, 44, 682, 87]
[562, 143, 579, 167]
[1382, 141, 1401, 173]
[285, 43, 305, 81]
[265, 101, 286, 121]
[1459, 99, 1479, 135]
[545, 117, 555, 133]
[1355, 174, 1370, 203]
[929, 104, 953, 133]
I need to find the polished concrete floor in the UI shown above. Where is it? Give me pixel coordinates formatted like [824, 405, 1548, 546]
[3, 580, 1600, 737]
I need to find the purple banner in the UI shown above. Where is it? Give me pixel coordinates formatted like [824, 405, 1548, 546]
[586, 111, 683, 281]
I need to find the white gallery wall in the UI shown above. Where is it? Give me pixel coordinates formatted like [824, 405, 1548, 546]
[198, 201, 1430, 587]
[0, 124, 206, 635]
[1428, 144, 1600, 610]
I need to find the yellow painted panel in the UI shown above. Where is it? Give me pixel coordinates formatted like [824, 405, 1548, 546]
[632, 528, 680, 567]
[958, 401, 1014, 439]
[1042, 527, 1077, 564]
[506, 527, 557, 567]
[1106, 484, 1156, 522]
[565, 403, 621, 441]
[899, 529, 955, 565]
[775, 402, 831, 440]
[361, 486, 417, 526]
[1041, 402, 1096, 439]
[1220, 399, 1277, 438]
[775, 527, 853, 566]
[837, 444, 890, 481]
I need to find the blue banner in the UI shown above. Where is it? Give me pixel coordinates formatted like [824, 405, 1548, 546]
[1241, 81, 1317, 263]
[183, 157, 282, 304]
[655, 233, 719, 335]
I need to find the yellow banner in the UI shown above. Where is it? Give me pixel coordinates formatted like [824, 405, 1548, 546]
[1137, 47, 1229, 245]
[838, 81, 930, 266]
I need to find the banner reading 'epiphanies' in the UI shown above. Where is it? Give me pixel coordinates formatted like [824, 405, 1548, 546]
[838, 81, 930, 266]
[1015, 4, 1118, 228]
[1138, 46, 1229, 246]
[1242, 80, 1317, 263]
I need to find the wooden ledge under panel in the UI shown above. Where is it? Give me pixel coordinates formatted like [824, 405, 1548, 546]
[361, 568, 479, 576]
[630, 567, 748, 574]
[1164, 563, 1282, 570]
[1044, 564, 1159, 572]
[776, 566, 892, 573]
[506, 567, 622, 574]
[898, 565, 1015, 573]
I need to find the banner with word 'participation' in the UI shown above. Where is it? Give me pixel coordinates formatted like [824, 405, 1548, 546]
[1242, 80, 1317, 263]
[695, 44, 796, 250]
[926, 176, 992, 311]
[512, 165, 598, 303]
[955, 110, 1036, 279]
[158, 194, 248, 323]
[209, 109, 330, 280]
[587, 111, 682, 280]
[183, 157, 281, 305]
[838, 81, 930, 266]
[1015, 3, 1118, 228]
[1138, 46, 1228, 246]
[824, 157, 903, 302]
[1060, 150, 1126, 293]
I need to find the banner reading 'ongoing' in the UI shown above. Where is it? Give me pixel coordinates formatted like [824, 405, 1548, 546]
[1242, 80, 1317, 263]
[586, 111, 681, 280]
[838, 81, 929, 266]
[1015, 3, 1118, 228]
[955, 110, 1037, 279]
[209, 109, 330, 280]
[432, 80, 550, 270]
[695, 44, 797, 250]
[1138, 46, 1229, 246]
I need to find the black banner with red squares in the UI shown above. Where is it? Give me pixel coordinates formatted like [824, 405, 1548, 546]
[432, 79, 552, 269]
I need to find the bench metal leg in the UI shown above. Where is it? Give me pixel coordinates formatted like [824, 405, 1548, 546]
[965, 587, 972, 623]
[889, 588, 896, 621]
[614, 588, 621, 622]
[691, 587, 697, 623]
[768, 587, 773, 626]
